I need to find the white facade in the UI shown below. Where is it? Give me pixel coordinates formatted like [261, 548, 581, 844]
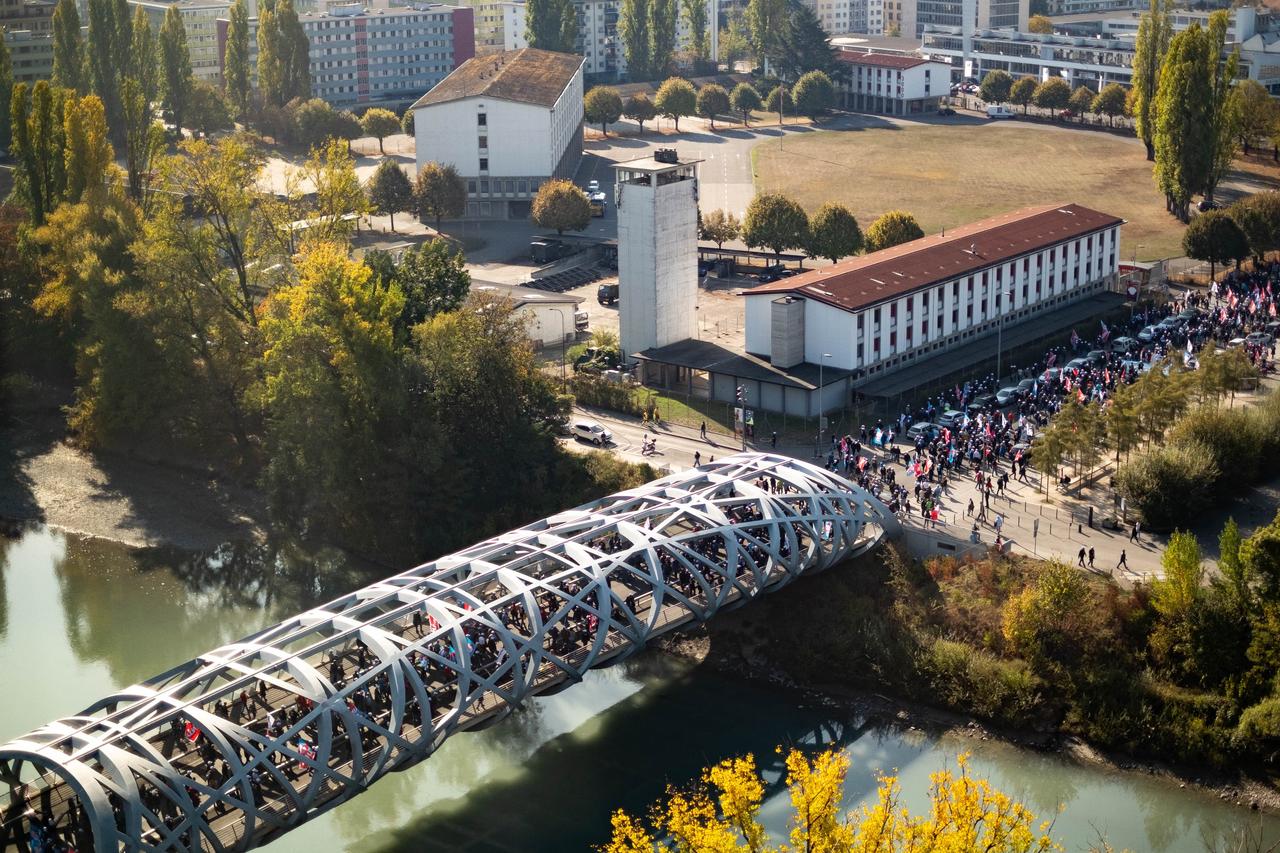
[807, 0, 867, 39]
[471, 282, 583, 346]
[501, 0, 527, 48]
[745, 214, 1120, 376]
[836, 52, 951, 113]
[616, 155, 700, 362]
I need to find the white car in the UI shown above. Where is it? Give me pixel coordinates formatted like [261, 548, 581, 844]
[587, 180, 600, 193]
[572, 420, 612, 446]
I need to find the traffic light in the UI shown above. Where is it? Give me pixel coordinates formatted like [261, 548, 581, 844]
[735, 385, 745, 405]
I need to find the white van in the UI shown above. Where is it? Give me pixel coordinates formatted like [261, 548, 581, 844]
[986, 105, 1013, 119]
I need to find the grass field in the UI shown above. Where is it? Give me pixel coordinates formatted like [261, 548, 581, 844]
[753, 121, 1280, 262]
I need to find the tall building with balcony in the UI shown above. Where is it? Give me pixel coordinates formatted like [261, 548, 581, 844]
[501, 0, 620, 76]
[131, 0, 232, 83]
[899, 0, 1026, 39]
[2, 0, 56, 83]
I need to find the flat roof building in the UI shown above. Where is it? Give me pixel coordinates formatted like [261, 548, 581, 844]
[409, 48, 584, 219]
[835, 50, 952, 114]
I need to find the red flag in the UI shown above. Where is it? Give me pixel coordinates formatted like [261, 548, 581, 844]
[1271, 302, 1277, 318]
[1077, 388, 1085, 403]
[1230, 290, 1239, 309]
[1250, 299, 1258, 315]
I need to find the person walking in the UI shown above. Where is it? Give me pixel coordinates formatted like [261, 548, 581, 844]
[994, 514, 1004, 536]
[967, 497, 974, 517]
[1130, 521, 1141, 543]
[700, 421, 707, 440]
[1088, 547, 1095, 569]
[1117, 549, 1129, 572]
[694, 451, 701, 467]
[771, 431, 777, 449]
[1077, 546, 1087, 568]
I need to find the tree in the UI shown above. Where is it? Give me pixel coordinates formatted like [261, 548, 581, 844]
[532, 178, 591, 235]
[62, 94, 113, 204]
[0, 35, 10, 153]
[979, 69, 1013, 105]
[730, 82, 761, 125]
[791, 70, 834, 119]
[806, 202, 862, 263]
[526, 0, 576, 52]
[602, 749, 1058, 853]
[654, 77, 695, 131]
[619, 0, 651, 81]
[277, 0, 310, 104]
[1092, 82, 1127, 127]
[121, 79, 164, 207]
[51, 0, 87, 94]
[1149, 529, 1205, 677]
[1182, 209, 1248, 281]
[746, 0, 788, 75]
[650, 0, 678, 78]
[865, 210, 924, 252]
[9, 81, 68, 225]
[765, 84, 791, 118]
[1105, 381, 1141, 463]
[1032, 77, 1070, 112]
[1236, 79, 1277, 153]
[187, 80, 233, 138]
[1132, 0, 1172, 161]
[296, 137, 367, 247]
[224, 0, 251, 118]
[1154, 23, 1215, 220]
[1009, 77, 1036, 114]
[366, 159, 413, 231]
[159, 4, 194, 137]
[401, 108, 415, 136]
[1028, 13, 1052, 32]
[1203, 11, 1240, 204]
[742, 191, 808, 258]
[128, 6, 158, 107]
[775, 2, 836, 80]
[257, 1, 283, 107]
[616, 96, 652, 138]
[413, 161, 466, 230]
[1068, 85, 1093, 119]
[87, 0, 127, 141]
[681, 0, 709, 66]
[292, 97, 338, 148]
[359, 107, 401, 154]
[695, 83, 729, 130]
[394, 238, 471, 329]
[699, 208, 739, 248]
[584, 86, 624, 135]
[718, 9, 752, 67]
[1229, 191, 1280, 262]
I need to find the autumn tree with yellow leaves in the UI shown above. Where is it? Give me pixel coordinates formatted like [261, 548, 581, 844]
[602, 748, 1059, 853]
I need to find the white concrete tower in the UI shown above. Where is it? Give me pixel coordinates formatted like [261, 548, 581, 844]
[614, 149, 701, 363]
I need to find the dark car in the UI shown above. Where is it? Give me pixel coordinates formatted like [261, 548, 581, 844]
[1085, 349, 1107, 365]
[995, 386, 1021, 407]
[937, 106, 956, 116]
[1016, 377, 1037, 395]
[967, 393, 996, 414]
[1198, 199, 1221, 211]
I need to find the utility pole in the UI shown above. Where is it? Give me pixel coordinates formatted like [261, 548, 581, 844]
[996, 288, 1012, 385]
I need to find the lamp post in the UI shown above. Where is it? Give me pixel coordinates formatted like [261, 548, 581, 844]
[1129, 244, 1144, 320]
[549, 308, 567, 389]
[817, 353, 832, 457]
[995, 289, 1012, 385]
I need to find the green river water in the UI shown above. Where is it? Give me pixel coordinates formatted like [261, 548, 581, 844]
[1, 526, 1276, 852]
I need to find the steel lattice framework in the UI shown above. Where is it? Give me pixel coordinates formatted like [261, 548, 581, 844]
[0, 452, 898, 852]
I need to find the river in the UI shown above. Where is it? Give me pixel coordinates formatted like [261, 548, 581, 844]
[0, 525, 1274, 852]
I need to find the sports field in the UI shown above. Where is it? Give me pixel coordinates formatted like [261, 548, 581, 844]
[752, 120, 1280, 262]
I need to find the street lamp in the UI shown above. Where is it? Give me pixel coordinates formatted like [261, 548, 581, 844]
[549, 308, 568, 389]
[817, 353, 832, 455]
[995, 288, 1012, 386]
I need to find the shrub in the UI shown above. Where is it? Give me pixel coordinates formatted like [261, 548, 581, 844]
[1167, 406, 1261, 494]
[1114, 439, 1220, 530]
[569, 375, 645, 416]
[919, 638, 1045, 728]
[1237, 697, 1280, 760]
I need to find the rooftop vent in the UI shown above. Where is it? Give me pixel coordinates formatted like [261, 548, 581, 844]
[653, 147, 678, 163]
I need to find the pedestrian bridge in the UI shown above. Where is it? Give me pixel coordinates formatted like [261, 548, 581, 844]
[0, 453, 899, 852]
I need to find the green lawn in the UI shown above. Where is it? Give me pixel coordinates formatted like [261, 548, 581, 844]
[752, 122, 1280, 262]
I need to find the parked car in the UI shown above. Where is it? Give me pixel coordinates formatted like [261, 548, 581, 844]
[1016, 378, 1037, 395]
[1064, 357, 1090, 373]
[597, 282, 619, 305]
[1059, 109, 1076, 120]
[986, 105, 1014, 119]
[1177, 308, 1199, 322]
[1137, 325, 1159, 343]
[587, 180, 600, 193]
[1120, 358, 1150, 374]
[572, 420, 612, 446]
[937, 106, 956, 116]
[1228, 337, 1248, 348]
[1197, 198, 1221, 211]
[1085, 349, 1107, 365]
[995, 386, 1021, 407]
[936, 409, 965, 429]
[906, 422, 940, 442]
[1111, 336, 1137, 353]
[1042, 367, 1063, 382]
[1246, 331, 1274, 347]
[966, 393, 996, 415]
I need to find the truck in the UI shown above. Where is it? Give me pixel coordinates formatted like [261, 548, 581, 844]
[986, 105, 1013, 119]
[597, 283, 619, 305]
[589, 191, 607, 217]
[530, 239, 568, 264]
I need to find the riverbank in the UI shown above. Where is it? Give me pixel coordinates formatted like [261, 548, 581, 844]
[656, 551, 1280, 827]
[0, 417, 266, 550]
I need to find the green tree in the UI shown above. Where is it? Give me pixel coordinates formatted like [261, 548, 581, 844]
[730, 81, 761, 125]
[1009, 76, 1036, 114]
[1218, 517, 1250, 607]
[413, 160, 466, 230]
[979, 69, 1013, 105]
[864, 209, 924, 252]
[10, 81, 68, 225]
[1032, 77, 1070, 111]
[695, 82, 729, 130]
[1092, 82, 1127, 127]
[401, 107, 414, 136]
[764, 83, 790, 118]
[359, 107, 401, 153]
[791, 70, 834, 119]
[1203, 11, 1240, 204]
[366, 159, 413, 232]
[742, 191, 808, 258]
[654, 76, 695, 131]
[0, 35, 10, 152]
[257, 1, 283, 107]
[806, 201, 861, 263]
[1028, 13, 1052, 32]
[224, 0, 252, 118]
[159, 4, 194, 137]
[532, 178, 591, 235]
[526, 0, 576, 52]
[51, 0, 87, 94]
[1236, 79, 1277, 152]
[619, 0, 651, 80]
[1182, 209, 1248, 281]
[121, 78, 164, 207]
[87, 0, 126, 140]
[62, 93, 113, 204]
[187, 79, 233, 138]
[699, 208, 739, 248]
[718, 9, 752, 67]
[682, 0, 709, 66]
[1154, 24, 1214, 220]
[650, 0, 678, 78]
[296, 137, 367, 247]
[1149, 529, 1205, 679]
[775, 3, 835, 80]
[1228, 191, 1280, 263]
[584, 86, 624, 135]
[623, 92, 656, 133]
[746, 0, 788, 74]
[128, 6, 158, 106]
[277, 0, 310, 103]
[394, 238, 471, 328]
[1105, 381, 1141, 463]
[1132, 0, 1172, 161]
[1068, 85, 1093, 118]
[292, 97, 340, 148]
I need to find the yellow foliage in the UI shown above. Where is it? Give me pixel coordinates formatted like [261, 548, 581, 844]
[600, 749, 1061, 853]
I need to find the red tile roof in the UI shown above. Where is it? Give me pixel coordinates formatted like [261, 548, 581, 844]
[746, 203, 1124, 313]
[834, 51, 939, 69]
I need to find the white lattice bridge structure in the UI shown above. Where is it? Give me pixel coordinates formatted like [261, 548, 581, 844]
[0, 452, 898, 852]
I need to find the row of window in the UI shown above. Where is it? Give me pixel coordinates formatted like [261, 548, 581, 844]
[466, 177, 543, 196]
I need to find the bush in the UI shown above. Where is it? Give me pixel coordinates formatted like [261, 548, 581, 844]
[1166, 407, 1261, 497]
[1115, 439, 1220, 530]
[1237, 697, 1280, 759]
[569, 375, 644, 416]
[920, 638, 1045, 728]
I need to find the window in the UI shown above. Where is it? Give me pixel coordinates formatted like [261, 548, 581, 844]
[478, 135, 488, 148]
[467, 180, 477, 193]
[479, 179, 489, 193]
[477, 113, 487, 126]
[479, 157, 488, 171]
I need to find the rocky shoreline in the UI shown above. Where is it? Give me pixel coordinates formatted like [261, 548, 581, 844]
[657, 628, 1280, 820]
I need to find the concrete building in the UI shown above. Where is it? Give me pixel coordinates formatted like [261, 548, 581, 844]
[741, 204, 1121, 411]
[500, 0, 619, 75]
[470, 281, 584, 347]
[810, 0, 869, 39]
[2, 0, 56, 83]
[132, 0, 231, 83]
[220, 2, 474, 109]
[616, 150, 700, 364]
[900, 0, 1027, 39]
[451, 0, 505, 51]
[835, 50, 951, 113]
[408, 47, 584, 219]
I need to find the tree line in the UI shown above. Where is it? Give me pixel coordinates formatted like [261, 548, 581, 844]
[979, 69, 1128, 127]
